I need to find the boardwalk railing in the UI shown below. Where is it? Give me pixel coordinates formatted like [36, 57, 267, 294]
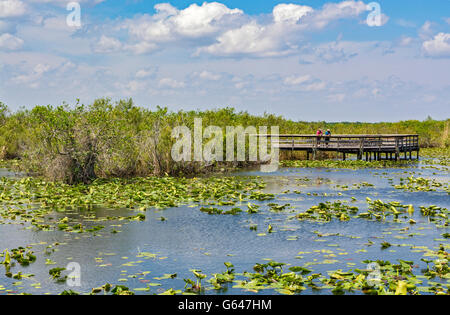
[258, 134, 419, 161]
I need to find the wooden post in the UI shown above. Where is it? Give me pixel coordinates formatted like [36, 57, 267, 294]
[359, 138, 364, 161]
[395, 138, 399, 161]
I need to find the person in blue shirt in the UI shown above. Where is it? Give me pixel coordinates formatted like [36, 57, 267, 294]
[324, 129, 331, 147]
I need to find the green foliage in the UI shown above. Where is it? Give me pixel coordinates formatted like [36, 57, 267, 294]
[0, 98, 448, 183]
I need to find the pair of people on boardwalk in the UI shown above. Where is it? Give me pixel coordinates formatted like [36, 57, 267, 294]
[316, 128, 331, 146]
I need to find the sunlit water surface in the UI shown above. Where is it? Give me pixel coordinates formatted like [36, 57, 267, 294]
[0, 160, 448, 295]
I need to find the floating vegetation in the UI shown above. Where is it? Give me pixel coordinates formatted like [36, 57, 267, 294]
[0, 176, 266, 210]
[49, 267, 67, 283]
[0, 144, 448, 296]
[394, 176, 448, 193]
[296, 201, 358, 222]
[0, 175, 268, 231]
[281, 160, 415, 169]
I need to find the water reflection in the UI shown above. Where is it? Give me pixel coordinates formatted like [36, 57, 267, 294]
[0, 163, 448, 295]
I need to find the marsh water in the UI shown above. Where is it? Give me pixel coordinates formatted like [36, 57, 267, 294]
[0, 160, 448, 295]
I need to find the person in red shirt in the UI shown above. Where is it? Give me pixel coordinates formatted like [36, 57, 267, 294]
[316, 129, 323, 147]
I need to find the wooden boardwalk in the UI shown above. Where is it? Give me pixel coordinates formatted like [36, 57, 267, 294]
[264, 134, 419, 161]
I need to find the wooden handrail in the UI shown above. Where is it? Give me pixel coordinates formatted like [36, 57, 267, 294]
[254, 134, 419, 138]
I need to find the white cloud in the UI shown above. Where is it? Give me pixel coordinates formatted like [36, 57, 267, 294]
[13, 63, 52, 85]
[272, 4, 313, 24]
[398, 36, 414, 47]
[0, 0, 26, 18]
[158, 77, 185, 89]
[126, 16, 174, 43]
[0, 33, 23, 50]
[125, 80, 146, 93]
[303, 81, 326, 91]
[283, 74, 326, 92]
[124, 2, 243, 47]
[423, 33, 450, 57]
[197, 21, 296, 57]
[419, 21, 435, 40]
[93, 35, 122, 53]
[125, 41, 158, 55]
[195, 70, 222, 81]
[312, 0, 367, 29]
[135, 67, 157, 79]
[198, 1, 376, 57]
[284, 74, 312, 85]
[171, 2, 243, 37]
[118, 1, 381, 58]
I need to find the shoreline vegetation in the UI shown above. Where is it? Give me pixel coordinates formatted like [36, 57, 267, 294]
[0, 98, 449, 184]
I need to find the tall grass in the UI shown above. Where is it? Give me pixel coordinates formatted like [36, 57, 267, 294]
[0, 99, 448, 183]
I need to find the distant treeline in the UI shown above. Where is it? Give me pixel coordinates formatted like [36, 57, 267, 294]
[0, 99, 448, 184]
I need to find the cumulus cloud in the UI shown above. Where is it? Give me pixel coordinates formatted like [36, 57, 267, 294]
[158, 77, 185, 89]
[0, 32, 23, 50]
[272, 4, 313, 24]
[93, 35, 122, 53]
[197, 21, 298, 57]
[283, 74, 326, 92]
[197, 1, 375, 57]
[170, 2, 243, 37]
[311, 0, 367, 29]
[423, 33, 450, 57]
[118, 1, 378, 57]
[0, 0, 26, 18]
[123, 2, 243, 54]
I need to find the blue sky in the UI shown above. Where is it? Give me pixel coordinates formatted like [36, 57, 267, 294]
[0, 0, 449, 122]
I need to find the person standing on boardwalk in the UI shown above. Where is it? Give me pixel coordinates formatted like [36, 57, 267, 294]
[324, 129, 331, 147]
[316, 128, 323, 147]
